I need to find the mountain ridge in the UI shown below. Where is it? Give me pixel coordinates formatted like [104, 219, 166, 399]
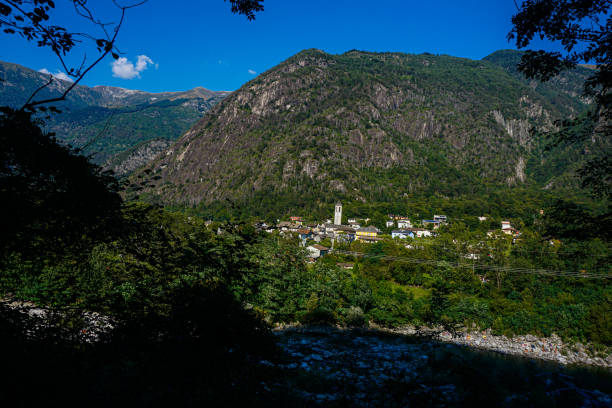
[0, 60, 229, 174]
[129, 49, 592, 216]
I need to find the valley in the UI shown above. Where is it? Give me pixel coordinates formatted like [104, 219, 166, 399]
[1, 0, 610, 402]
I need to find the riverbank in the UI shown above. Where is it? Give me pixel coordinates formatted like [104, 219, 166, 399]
[272, 327, 612, 406]
[5, 296, 611, 368]
[274, 323, 612, 369]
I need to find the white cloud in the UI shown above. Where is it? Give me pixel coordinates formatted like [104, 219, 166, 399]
[248, 69, 257, 75]
[111, 55, 155, 79]
[38, 68, 73, 82]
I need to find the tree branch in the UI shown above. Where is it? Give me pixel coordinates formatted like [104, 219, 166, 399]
[21, 75, 54, 108]
[21, 6, 127, 111]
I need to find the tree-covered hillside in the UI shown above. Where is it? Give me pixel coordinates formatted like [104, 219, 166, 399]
[130, 49, 593, 217]
[484, 50, 606, 191]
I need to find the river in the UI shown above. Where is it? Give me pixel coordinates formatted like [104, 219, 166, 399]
[260, 327, 612, 407]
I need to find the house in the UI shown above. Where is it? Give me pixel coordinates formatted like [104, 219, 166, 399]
[358, 236, 383, 244]
[307, 244, 330, 258]
[336, 225, 356, 233]
[307, 223, 320, 233]
[356, 226, 379, 241]
[500, 221, 520, 236]
[422, 220, 441, 229]
[298, 229, 312, 240]
[277, 221, 292, 231]
[392, 229, 415, 239]
[277, 221, 300, 232]
[254, 221, 269, 230]
[349, 221, 361, 229]
[409, 228, 432, 238]
[397, 219, 412, 229]
[337, 262, 354, 269]
[386, 220, 395, 228]
[336, 234, 355, 244]
[334, 225, 356, 242]
[478, 216, 487, 222]
[348, 218, 357, 224]
[290, 216, 304, 225]
[323, 223, 339, 234]
[433, 215, 447, 223]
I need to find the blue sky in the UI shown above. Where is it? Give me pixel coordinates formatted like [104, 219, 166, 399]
[0, 0, 546, 92]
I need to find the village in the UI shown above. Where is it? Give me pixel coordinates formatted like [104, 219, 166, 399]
[253, 202, 522, 262]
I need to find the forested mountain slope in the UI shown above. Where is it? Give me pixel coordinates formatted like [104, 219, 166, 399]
[0, 61, 229, 175]
[130, 49, 591, 214]
[483, 50, 599, 190]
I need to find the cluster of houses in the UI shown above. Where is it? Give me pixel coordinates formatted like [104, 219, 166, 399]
[253, 203, 452, 260]
[389, 214, 449, 239]
[253, 202, 522, 261]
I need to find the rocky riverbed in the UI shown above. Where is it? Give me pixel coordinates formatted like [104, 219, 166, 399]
[437, 329, 612, 368]
[268, 327, 612, 407]
[276, 323, 612, 368]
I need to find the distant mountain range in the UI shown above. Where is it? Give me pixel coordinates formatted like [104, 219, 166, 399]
[0, 61, 229, 175]
[127, 49, 593, 215]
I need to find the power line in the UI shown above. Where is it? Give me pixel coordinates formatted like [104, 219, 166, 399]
[331, 250, 612, 280]
[378, 239, 611, 258]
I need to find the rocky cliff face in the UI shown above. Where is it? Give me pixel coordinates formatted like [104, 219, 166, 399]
[129, 49, 589, 207]
[105, 139, 173, 176]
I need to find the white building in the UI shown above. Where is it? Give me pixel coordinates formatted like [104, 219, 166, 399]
[385, 221, 395, 228]
[397, 220, 412, 229]
[334, 202, 342, 225]
[307, 244, 329, 258]
[415, 229, 432, 238]
[392, 229, 413, 239]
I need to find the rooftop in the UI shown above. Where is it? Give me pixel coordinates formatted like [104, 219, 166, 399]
[358, 226, 379, 232]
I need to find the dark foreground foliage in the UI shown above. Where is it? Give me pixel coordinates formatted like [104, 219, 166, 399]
[0, 286, 288, 407]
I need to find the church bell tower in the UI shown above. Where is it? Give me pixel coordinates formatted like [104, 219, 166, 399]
[334, 202, 342, 225]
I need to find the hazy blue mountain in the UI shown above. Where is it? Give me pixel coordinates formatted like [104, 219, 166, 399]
[0, 61, 229, 175]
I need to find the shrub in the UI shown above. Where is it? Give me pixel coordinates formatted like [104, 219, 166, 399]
[345, 306, 367, 327]
[300, 307, 336, 325]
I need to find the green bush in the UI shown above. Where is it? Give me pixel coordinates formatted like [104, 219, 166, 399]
[345, 306, 367, 327]
[300, 307, 337, 325]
